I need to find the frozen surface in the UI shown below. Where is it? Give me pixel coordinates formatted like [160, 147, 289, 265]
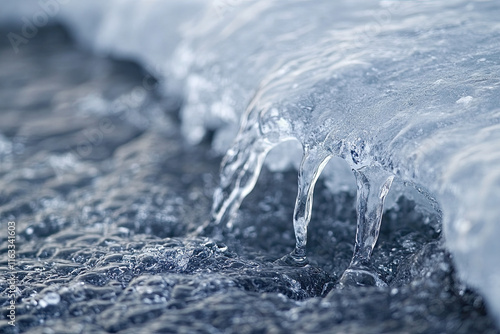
[1, 0, 500, 330]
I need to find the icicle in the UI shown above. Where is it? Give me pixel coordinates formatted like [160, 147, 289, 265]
[339, 166, 394, 287]
[205, 123, 273, 237]
[283, 146, 332, 265]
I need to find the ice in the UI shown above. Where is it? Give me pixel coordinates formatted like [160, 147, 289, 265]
[178, 0, 500, 316]
[171, 0, 379, 148]
[2, 0, 500, 326]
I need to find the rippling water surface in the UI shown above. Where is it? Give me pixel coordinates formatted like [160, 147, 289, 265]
[0, 26, 499, 334]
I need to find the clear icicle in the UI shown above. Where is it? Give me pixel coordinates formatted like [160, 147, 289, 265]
[288, 146, 332, 264]
[210, 124, 273, 232]
[339, 166, 394, 287]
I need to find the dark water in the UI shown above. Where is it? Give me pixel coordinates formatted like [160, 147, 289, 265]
[0, 26, 498, 334]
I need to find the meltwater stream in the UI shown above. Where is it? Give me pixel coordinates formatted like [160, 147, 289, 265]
[1, 0, 500, 333]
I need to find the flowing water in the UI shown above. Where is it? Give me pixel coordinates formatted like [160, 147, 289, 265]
[1, 1, 500, 333]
